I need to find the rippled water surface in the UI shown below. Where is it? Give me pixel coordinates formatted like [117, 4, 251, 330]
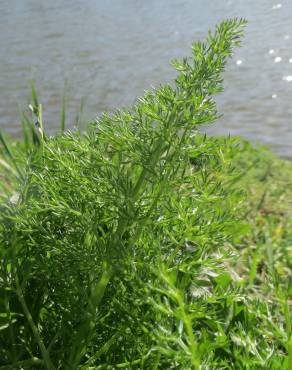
[1, 0, 291, 157]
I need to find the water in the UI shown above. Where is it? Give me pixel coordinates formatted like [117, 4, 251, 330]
[0, 0, 291, 157]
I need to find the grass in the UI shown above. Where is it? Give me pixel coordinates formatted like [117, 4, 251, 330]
[0, 18, 291, 369]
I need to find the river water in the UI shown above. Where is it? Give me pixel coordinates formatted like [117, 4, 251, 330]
[0, 0, 291, 157]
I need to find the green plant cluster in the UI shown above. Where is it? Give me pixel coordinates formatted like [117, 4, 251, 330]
[0, 19, 291, 369]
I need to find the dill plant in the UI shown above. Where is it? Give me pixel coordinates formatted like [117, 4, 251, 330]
[1, 18, 289, 369]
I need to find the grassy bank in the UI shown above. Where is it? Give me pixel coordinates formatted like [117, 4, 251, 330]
[0, 19, 291, 369]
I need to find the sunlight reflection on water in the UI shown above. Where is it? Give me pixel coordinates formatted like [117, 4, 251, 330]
[0, 0, 291, 157]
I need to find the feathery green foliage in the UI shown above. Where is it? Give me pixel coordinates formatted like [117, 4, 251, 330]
[0, 18, 291, 369]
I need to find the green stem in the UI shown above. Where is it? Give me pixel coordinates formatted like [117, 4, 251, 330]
[116, 358, 143, 368]
[67, 264, 113, 369]
[38, 104, 45, 141]
[178, 299, 200, 370]
[81, 333, 118, 368]
[4, 293, 17, 363]
[15, 274, 55, 370]
[0, 357, 43, 369]
[288, 337, 292, 370]
[132, 137, 165, 200]
[163, 266, 200, 370]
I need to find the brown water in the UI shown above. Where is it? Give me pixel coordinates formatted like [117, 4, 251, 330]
[0, 0, 291, 157]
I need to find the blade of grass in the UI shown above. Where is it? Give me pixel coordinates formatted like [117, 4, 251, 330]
[0, 132, 24, 181]
[60, 92, 66, 134]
